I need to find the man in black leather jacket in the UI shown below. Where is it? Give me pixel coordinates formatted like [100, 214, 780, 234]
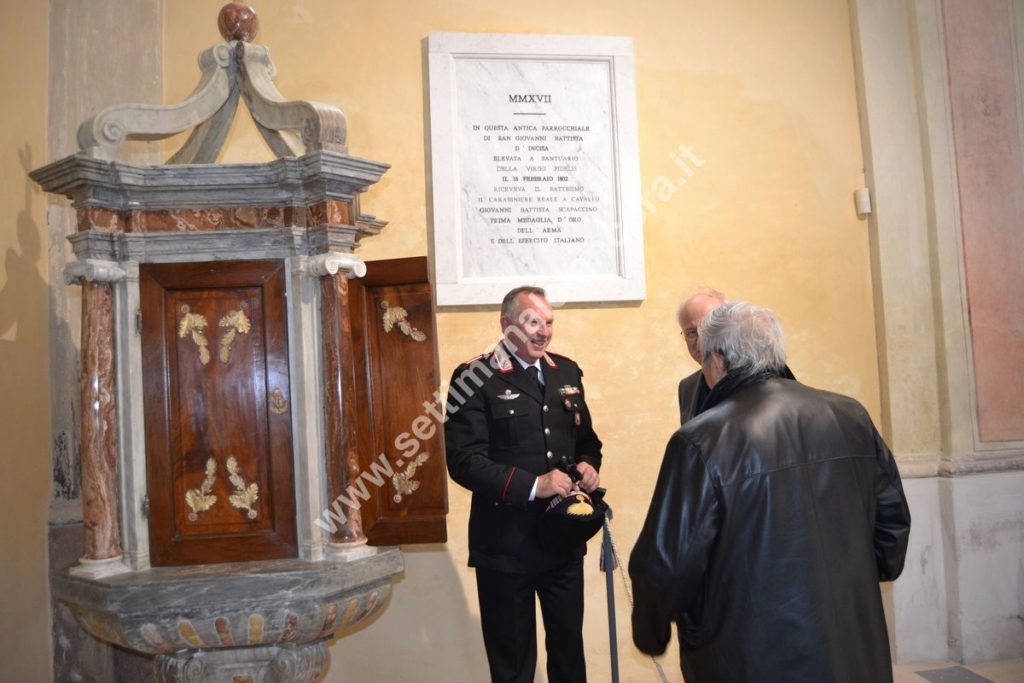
[630, 301, 911, 682]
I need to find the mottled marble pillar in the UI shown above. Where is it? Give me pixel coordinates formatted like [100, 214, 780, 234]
[69, 261, 126, 562]
[314, 254, 367, 545]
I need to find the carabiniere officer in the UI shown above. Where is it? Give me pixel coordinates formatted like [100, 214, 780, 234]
[445, 285, 603, 683]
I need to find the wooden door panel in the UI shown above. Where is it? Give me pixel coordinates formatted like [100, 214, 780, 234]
[141, 260, 297, 566]
[350, 257, 448, 544]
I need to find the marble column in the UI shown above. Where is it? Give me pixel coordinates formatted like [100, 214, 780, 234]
[313, 253, 368, 545]
[68, 260, 127, 563]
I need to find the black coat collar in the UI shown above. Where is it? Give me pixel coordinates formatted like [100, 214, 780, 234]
[491, 342, 559, 403]
[697, 364, 795, 416]
[700, 369, 779, 413]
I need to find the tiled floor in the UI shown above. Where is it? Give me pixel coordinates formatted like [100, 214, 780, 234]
[894, 660, 1024, 683]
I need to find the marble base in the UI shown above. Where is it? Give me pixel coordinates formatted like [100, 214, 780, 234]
[324, 540, 375, 560]
[155, 641, 329, 683]
[69, 554, 131, 578]
[52, 548, 403, 680]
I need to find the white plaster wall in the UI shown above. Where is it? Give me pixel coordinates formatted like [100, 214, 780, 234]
[893, 477, 949, 663]
[942, 472, 1024, 664]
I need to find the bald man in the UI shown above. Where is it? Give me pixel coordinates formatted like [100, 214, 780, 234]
[677, 289, 726, 423]
[677, 289, 796, 423]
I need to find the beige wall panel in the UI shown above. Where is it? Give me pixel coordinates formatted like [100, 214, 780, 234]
[0, 1, 53, 682]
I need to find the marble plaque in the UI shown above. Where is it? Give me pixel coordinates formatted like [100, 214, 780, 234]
[428, 33, 645, 305]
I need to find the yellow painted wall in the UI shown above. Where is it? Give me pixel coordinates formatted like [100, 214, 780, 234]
[0, 0, 52, 681]
[0, 0, 878, 679]
[172, 1, 878, 681]
[161, 1, 879, 680]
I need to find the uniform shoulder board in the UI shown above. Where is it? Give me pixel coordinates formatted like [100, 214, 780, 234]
[545, 351, 581, 369]
[459, 352, 488, 366]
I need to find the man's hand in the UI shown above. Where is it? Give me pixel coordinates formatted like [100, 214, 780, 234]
[575, 461, 600, 492]
[535, 469, 574, 498]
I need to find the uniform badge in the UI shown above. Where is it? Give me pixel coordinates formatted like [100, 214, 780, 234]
[497, 389, 521, 401]
[558, 385, 581, 397]
[564, 398, 573, 410]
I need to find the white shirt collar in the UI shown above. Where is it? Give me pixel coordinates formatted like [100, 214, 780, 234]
[508, 347, 543, 379]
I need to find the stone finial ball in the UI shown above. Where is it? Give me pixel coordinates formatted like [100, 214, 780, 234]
[218, 3, 259, 42]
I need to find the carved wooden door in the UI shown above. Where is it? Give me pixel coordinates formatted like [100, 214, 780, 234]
[349, 257, 448, 544]
[140, 260, 297, 566]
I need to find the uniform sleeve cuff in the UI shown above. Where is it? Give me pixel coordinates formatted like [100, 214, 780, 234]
[501, 467, 538, 507]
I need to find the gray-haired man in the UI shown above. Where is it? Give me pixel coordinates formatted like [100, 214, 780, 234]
[631, 302, 910, 682]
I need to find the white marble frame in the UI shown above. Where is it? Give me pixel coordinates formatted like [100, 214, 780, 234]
[115, 262, 150, 572]
[103, 235, 359, 570]
[427, 32, 645, 306]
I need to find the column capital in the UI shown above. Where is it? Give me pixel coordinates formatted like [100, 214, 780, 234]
[304, 252, 366, 279]
[64, 258, 127, 285]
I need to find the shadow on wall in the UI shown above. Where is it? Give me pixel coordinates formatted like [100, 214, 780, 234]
[0, 146, 48, 362]
[0, 146, 58, 681]
[0, 146, 51, 502]
[2, 146, 80, 501]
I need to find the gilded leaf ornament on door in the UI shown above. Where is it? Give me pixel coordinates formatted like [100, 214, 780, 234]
[380, 300, 427, 342]
[392, 452, 430, 503]
[226, 456, 259, 519]
[184, 458, 218, 521]
[217, 309, 251, 364]
[177, 307, 251, 366]
[178, 306, 211, 365]
[183, 456, 260, 521]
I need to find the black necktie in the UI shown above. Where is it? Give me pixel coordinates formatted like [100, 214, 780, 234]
[525, 365, 544, 393]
